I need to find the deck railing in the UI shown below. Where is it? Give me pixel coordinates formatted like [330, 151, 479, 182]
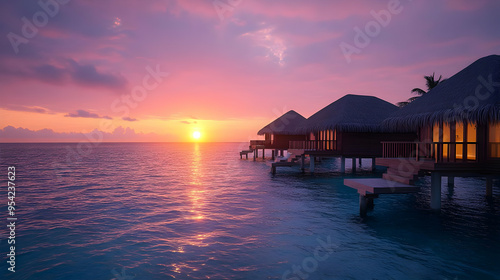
[289, 140, 337, 151]
[382, 141, 478, 163]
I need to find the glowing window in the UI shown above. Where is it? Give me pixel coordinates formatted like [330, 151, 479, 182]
[489, 122, 500, 158]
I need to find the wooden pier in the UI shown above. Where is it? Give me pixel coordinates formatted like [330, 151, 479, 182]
[271, 161, 299, 174]
[344, 178, 420, 217]
[239, 149, 254, 159]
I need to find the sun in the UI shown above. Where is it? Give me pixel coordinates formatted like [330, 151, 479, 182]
[192, 131, 201, 140]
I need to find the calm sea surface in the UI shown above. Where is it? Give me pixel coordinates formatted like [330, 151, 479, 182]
[1, 143, 499, 280]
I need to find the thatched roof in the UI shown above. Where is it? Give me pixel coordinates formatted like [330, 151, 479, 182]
[383, 55, 500, 131]
[296, 94, 399, 133]
[257, 110, 306, 135]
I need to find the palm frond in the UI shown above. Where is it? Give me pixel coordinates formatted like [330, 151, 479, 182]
[411, 88, 426, 95]
[396, 101, 409, 108]
[407, 96, 420, 102]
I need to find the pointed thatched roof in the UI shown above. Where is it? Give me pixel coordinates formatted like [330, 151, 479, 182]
[383, 55, 500, 131]
[257, 110, 306, 135]
[296, 94, 399, 133]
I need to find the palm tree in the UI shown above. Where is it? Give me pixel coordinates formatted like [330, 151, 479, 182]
[397, 73, 447, 107]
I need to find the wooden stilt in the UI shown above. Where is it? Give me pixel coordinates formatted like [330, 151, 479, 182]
[262, 149, 265, 159]
[301, 155, 305, 172]
[280, 150, 284, 157]
[310, 156, 315, 173]
[359, 194, 379, 217]
[371, 158, 376, 172]
[367, 197, 374, 210]
[358, 157, 362, 166]
[341, 157, 346, 173]
[271, 150, 275, 160]
[486, 177, 493, 197]
[253, 149, 256, 161]
[352, 158, 356, 173]
[359, 194, 368, 217]
[448, 176, 455, 187]
[431, 172, 441, 210]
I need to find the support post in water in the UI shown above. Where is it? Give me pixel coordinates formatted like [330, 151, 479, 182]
[431, 172, 442, 210]
[486, 176, 493, 197]
[310, 156, 315, 173]
[341, 157, 346, 173]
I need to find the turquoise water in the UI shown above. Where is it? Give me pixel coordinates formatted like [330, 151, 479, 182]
[0, 143, 499, 279]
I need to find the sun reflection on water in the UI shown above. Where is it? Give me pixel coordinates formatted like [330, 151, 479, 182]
[188, 143, 205, 221]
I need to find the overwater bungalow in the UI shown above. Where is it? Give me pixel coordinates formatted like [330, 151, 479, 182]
[346, 54, 500, 214]
[289, 94, 416, 173]
[240, 110, 306, 160]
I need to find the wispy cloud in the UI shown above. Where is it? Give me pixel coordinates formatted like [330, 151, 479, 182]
[65, 110, 112, 119]
[0, 60, 127, 90]
[0, 104, 53, 114]
[242, 26, 287, 65]
[122, 117, 138, 122]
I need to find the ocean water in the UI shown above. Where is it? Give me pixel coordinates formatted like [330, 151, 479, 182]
[0, 142, 499, 280]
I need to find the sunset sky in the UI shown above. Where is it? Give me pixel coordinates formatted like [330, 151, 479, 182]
[1, 0, 499, 142]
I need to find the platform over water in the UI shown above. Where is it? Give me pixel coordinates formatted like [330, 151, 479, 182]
[344, 178, 420, 195]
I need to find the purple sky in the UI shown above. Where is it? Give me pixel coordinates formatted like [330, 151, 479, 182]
[1, 0, 499, 142]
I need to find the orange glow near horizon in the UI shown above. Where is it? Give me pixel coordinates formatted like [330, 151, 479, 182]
[0, 107, 269, 142]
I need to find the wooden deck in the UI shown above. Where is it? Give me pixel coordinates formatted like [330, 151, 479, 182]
[344, 178, 420, 217]
[271, 161, 298, 174]
[239, 149, 254, 159]
[376, 157, 500, 175]
[344, 178, 420, 195]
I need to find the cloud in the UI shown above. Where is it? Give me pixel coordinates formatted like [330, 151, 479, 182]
[33, 64, 67, 84]
[163, 0, 374, 21]
[0, 60, 127, 90]
[444, 0, 489, 11]
[242, 26, 287, 65]
[65, 110, 112, 119]
[0, 126, 169, 142]
[122, 117, 137, 121]
[180, 121, 191, 124]
[0, 104, 53, 114]
[67, 59, 127, 89]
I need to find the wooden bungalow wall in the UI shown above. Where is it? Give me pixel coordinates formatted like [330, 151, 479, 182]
[339, 132, 417, 157]
[267, 134, 307, 150]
